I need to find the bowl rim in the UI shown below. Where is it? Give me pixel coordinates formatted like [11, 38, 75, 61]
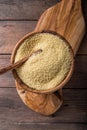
[11, 30, 74, 94]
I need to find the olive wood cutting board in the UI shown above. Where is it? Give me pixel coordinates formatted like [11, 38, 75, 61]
[12, 0, 85, 115]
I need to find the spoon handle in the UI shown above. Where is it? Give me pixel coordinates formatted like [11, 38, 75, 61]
[0, 49, 42, 75]
[0, 57, 28, 75]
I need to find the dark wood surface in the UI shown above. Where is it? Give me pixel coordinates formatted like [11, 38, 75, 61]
[0, 0, 87, 130]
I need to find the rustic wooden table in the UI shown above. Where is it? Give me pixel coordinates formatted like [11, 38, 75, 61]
[0, 0, 87, 130]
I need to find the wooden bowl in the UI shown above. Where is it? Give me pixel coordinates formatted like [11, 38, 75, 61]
[11, 31, 74, 94]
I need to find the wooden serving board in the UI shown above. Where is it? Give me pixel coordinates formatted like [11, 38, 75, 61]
[12, 0, 85, 115]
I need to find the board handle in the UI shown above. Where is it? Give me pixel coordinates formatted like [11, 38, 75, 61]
[34, 0, 85, 55]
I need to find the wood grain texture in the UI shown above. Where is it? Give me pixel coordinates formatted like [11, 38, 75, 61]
[0, 123, 87, 130]
[16, 81, 63, 115]
[0, 55, 87, 88]
[0, 0, 86, 129]
[10, 0, 85, 115]
[0, 0, 86, 54]
[0, 0, 86, 22]
[34, 0, 85, 55]
[0, 88, 87, 123]
[0, 0, 59, 20]
[0, 21, 86, 54]
[0, 21, 36, 54]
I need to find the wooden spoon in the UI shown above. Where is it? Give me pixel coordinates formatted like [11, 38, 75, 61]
[0, 49, 42, 75]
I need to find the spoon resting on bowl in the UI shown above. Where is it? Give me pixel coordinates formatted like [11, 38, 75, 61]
[0, 49, 42, 75]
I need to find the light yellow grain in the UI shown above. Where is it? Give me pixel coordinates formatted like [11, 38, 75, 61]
[15, 33, 72, 90]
